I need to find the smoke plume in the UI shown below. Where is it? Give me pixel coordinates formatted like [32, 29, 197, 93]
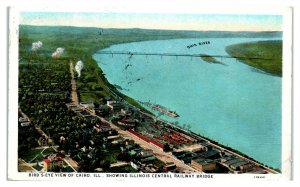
[31, 41, 43, 51]
[52, 48, 64, 58]
[75, 60, 84, 77]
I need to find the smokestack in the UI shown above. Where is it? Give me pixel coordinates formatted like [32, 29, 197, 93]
[31, 41, 43, 51]
[75, 60, 84, 77]
[52, 48, 64, 58]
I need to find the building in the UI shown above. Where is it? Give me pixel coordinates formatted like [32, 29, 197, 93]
[80, 102, 95, 109]
[124, 139, 135, 146]
[19, 117, 29, 123]
[20, 121, 30, 127]
[43, 154, 64, 172]
[94, 123, 111, 132]
[95, 105, 110, 116]
[80, 102, 95, 115]
[200, 142, 213, 151]
[127, 130, 164, 150]
[117, 119, 136, 127]
[130, 161, 140, 170]
[107, 135, 121, 142]
[223, 158, 245, 168]
[121, 108, 133, 116]
[19, 116, 30, 127]
[225, 159, 248, 171]
[140, 156, 156, 163]
[197, 149, 221, 159]
[163, 163, 176, 171]
[107, 101, 123, 111]
[191, 158, 216, 172]
[239, 163, 253, 172]
[186, 144, 203, 152]
[78, 110, 91, 117]
[139, 150, 154, 158]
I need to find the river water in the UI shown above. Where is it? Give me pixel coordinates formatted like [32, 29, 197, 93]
[93, 38, 282, 169]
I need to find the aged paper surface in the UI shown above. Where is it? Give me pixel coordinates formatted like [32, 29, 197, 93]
[6, 0, 293, 182]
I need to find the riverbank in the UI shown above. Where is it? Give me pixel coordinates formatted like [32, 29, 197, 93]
[225, 40, 282, 76]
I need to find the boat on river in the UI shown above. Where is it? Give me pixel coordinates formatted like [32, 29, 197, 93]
[140, 101, 179, 118]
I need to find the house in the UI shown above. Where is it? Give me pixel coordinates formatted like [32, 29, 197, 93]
[43, 154, 64, 172]
[59, 136, 66, 144]
[107, 101, 123, 111]
[94, 123, 111, 132]
[124, 139, 135, 146]
[80, 102, 95, 109]
[140, 156, 156, 163]
[95, 105, 110, 116]
[121, 108, 133, 116]
[19, 117, 29, 123]
[139, 150, 154, 158]
[163, 163, 176, 171]
[78, 110, 91, 117]
[117, 119, 136, 127]
[111, 140, 122, 145]
[20, 122, 30, 127]
[128, 150, 138, 157]
[120, 144, 134, 152]
[191, 158, 216, 172]
[107, 135, 121, 142]
[130, 161, 140, 170]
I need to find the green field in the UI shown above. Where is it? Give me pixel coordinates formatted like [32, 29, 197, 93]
[22, 148, 45, 163]
[225, 40, 282, 76]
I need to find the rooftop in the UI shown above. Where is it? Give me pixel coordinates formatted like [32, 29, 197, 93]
[198, 149, 220, 159]
[192, 158, 214, 165]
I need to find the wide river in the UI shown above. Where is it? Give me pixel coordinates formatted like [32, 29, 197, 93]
[93, 38, 282, 169]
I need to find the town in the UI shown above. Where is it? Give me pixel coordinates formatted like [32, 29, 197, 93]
[18, 58, 278, 174]
[17, 25, 281, 175]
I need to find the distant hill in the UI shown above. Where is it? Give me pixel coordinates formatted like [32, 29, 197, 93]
[20, 25, 282, 40]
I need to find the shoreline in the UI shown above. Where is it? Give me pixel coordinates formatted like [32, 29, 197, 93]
[136, 106, 280, 173]
[93, 49, 280, 173]
[225, 40, 282, 77]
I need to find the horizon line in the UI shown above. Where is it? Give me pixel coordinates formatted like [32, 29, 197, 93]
[20, 24, 283, 33]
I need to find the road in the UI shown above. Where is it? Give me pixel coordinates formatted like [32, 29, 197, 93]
[110, 162, 129, 168]
[18, 159, 37, 172]
[70, 62, 79, 105]
[64, 156, 78, 172]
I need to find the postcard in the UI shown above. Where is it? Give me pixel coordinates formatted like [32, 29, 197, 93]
[7, 2, 293, 181]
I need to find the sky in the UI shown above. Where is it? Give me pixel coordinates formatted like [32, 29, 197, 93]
[20, 12, 282, 32]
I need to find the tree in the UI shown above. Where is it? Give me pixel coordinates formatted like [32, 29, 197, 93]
[174, 121, 179, 127]
[186, 124, 191, 131]
[100, 160, 111, 171]
[117, 152, 131, 162]
[163, 143, 172, 152]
